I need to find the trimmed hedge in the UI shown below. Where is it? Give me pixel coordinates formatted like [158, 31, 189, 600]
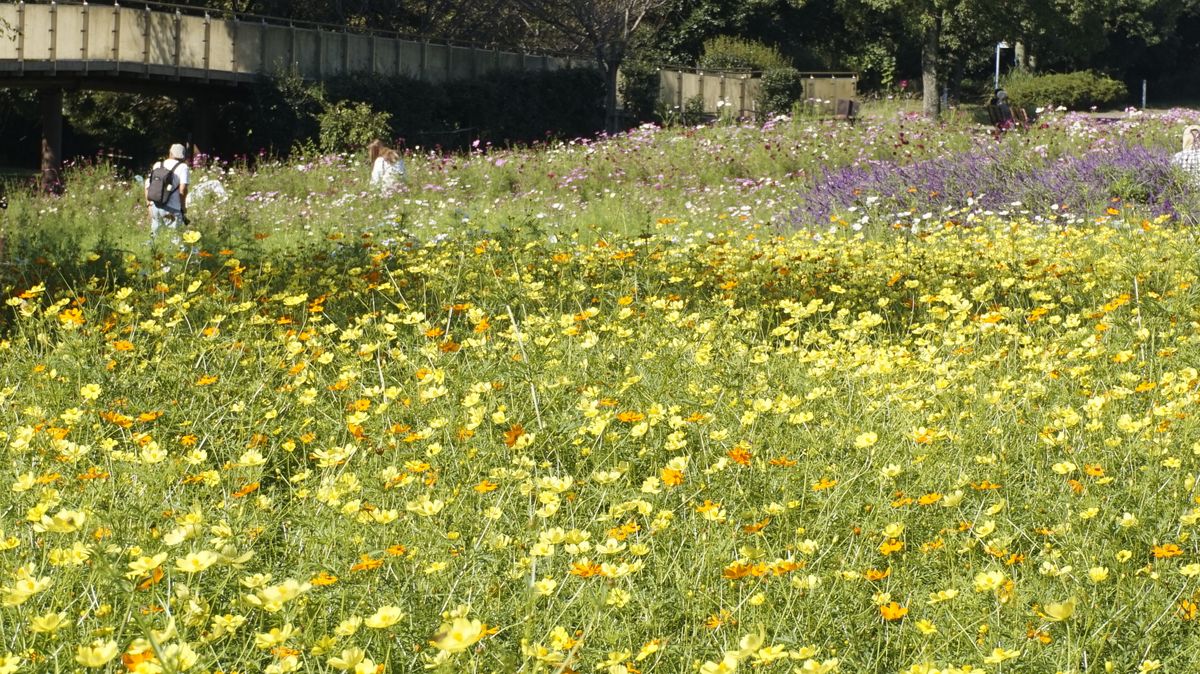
[1002, 70, 1128, 111]
[699, 36, 789, 72]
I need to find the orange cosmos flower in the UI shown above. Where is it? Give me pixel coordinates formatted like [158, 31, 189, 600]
[741, 518, 770, 535]
[864, 568, 891, 581]
[917, 492, 942, 506]
[503, 424, 525, 447]
[136, 566, 165, 591]
[1152, 543, 1184, 559]
[311, 571, 339, 587]
[569, 561, 604, 578]
[727, 446, 752, 466]
[879, 539, 905, 556]
[350, 555, 383, 572]
[1179, 598, 1199, 621]
[76, 467, 110, 481]
[232, 482, 260, 499]
[879, 602, 908, 621]
[660, 467, 684, 487]
[812, 477, 837, 492]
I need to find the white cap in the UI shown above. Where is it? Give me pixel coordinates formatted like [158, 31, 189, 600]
[169, 143, 186, 160]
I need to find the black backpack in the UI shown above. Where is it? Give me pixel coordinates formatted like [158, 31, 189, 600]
[146, 160, 181, 207]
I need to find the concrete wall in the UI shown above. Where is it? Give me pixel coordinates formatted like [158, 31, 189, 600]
[0, 2, 574, 84]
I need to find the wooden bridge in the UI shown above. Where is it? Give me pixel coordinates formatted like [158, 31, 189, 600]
[0, 1, 580, 186]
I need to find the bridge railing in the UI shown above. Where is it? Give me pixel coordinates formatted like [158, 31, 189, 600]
[0, 1, 584, 85]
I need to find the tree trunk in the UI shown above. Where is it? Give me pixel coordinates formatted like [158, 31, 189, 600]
[921, 16, 940, 120]
[604, 59, 621, 134]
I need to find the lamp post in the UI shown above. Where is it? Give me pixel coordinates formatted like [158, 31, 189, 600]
[994, 41, 1010, 91]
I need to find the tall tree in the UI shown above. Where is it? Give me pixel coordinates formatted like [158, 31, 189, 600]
[514, 0, 669, 133]
[837, 0, 1015, 118]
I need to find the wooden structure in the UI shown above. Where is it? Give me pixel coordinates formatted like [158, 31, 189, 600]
[656, 68, 858, 119]
[0, 1, 579, 187]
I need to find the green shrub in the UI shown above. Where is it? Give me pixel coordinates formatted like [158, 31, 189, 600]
[699, 36, 789, 72]
[758, 67, 805, 117]
[1002, 70, 1128, 111]
[318, 100, 392, 153]
[619, 59, 661, 124]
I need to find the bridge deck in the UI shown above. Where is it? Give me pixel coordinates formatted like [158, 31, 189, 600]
[0, 1, 574, 88]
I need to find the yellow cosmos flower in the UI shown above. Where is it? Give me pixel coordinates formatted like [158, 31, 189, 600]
[853, 431, 878, 448]
[364, 605, 404, 629]
[174, 550, 221, 574]
[328, 647, 366, 671]
[1040, 597, 1076, 622]
[982, 647, 1020, 664]
[29, 611, 70, 634]
[75, 639, 119, 668]
[34, 508, 86, 534]
[126, 553, 169, 579]
[431, 617, 485, 653]
[698, 652, 739, 674]
[973, 571, 1006, 593]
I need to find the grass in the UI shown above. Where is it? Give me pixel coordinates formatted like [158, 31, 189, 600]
[1, 109, 1200, 674]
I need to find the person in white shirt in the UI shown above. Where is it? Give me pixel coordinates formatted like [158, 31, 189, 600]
[367, 139, 405, 191]
[1171, 125, 1200, 183]
[145, 143, 190, 236]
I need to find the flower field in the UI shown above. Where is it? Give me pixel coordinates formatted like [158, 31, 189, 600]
[4, 109, 1200, 673]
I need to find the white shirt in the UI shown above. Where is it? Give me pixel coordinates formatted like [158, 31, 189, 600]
[370, 156, 405, 190]
[147, 159, 190, 212]
[1172, 149, 1200, 178]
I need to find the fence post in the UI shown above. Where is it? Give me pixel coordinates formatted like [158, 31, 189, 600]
[80, 2, 89, 73]
[316, 27, 323, 79]
[342, 27, 349, 75]
[142, 4, 149, 77]
[173, 8, 181, 79]
[258, 18, 268, 76]
[48, 1, 56, 74]
[110, 3, 118, 72]
[15, 1, 24, 71]
[229, 15, 239, 75]
[288, 22, 296, 73]
[202, 12, 210, 81]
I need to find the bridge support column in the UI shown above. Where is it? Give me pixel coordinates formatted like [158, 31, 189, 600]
[40, 88, 64, 193]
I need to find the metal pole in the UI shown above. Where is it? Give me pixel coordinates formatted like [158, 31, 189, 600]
[994, 43, 1001, 90]
[1142, 80, 1147, 109]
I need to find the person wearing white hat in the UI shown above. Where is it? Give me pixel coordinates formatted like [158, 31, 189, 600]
[1171, 126, 1200, 185]
[145, 143, 190, 237]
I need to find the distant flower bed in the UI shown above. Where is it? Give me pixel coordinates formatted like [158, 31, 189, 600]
[793, 143, 1186, 228]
